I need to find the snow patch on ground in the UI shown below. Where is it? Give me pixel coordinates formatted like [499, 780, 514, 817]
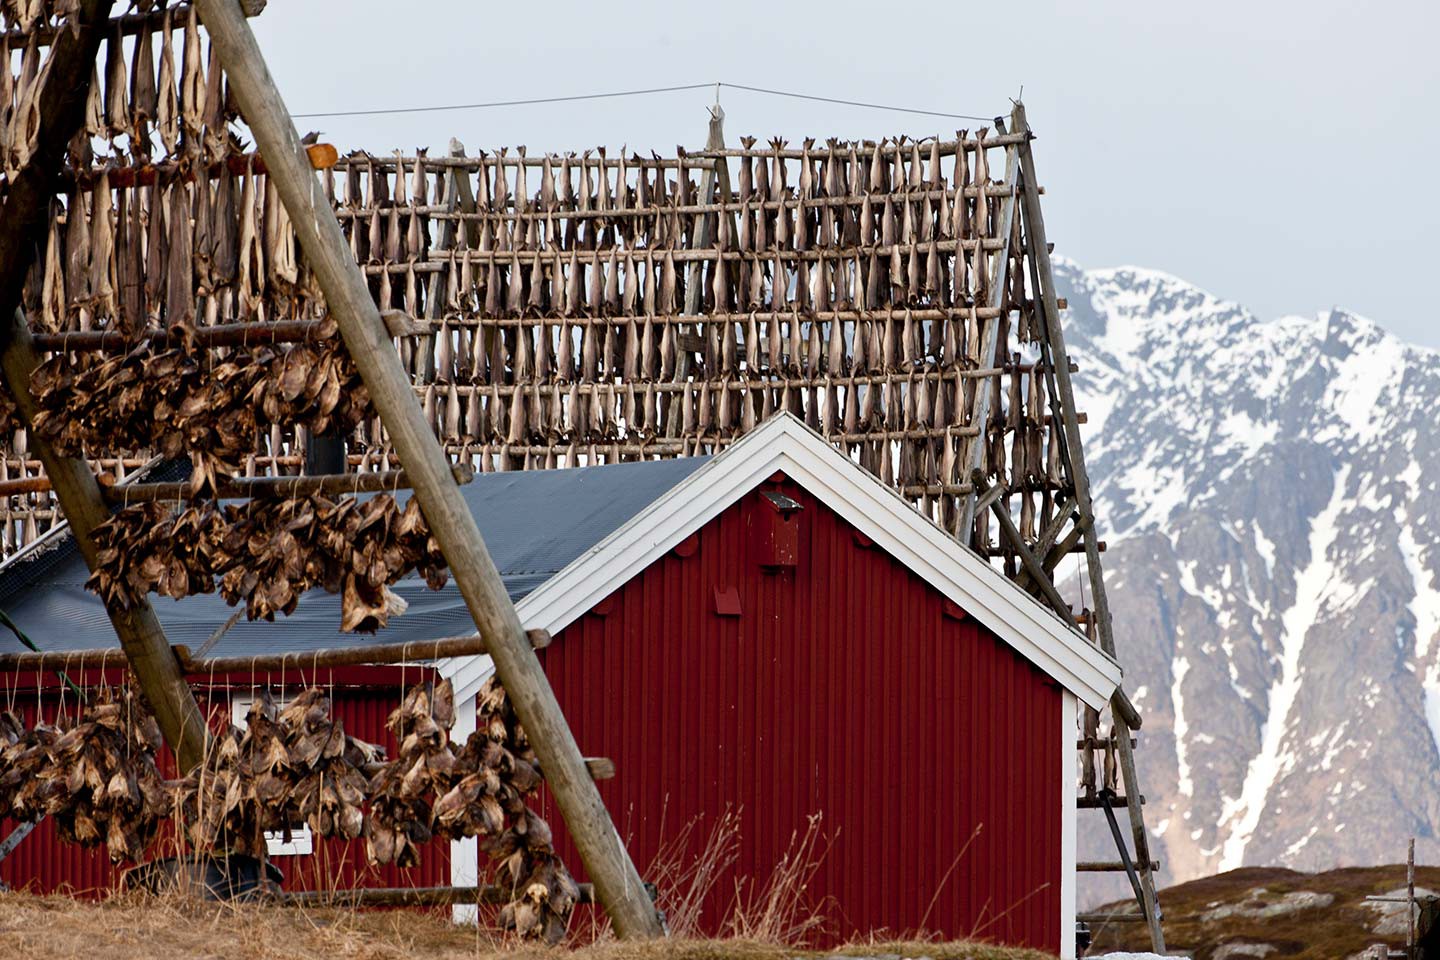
[1319, 318, 1405, 444]
[1172, 654, 1194, 798]
[1399, 522, 1440, 757]
[1254, 525, 1277, 579]
[1216, 409, 1278, 457]
[1219, 466, 1350, 870]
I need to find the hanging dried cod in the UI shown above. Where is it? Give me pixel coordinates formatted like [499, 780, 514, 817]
[87, 490, 447, 633]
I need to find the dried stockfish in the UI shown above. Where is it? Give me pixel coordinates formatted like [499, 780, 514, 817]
[87, 174, 115, 319]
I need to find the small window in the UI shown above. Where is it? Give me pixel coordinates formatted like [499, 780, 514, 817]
[230, 690, 314, 857]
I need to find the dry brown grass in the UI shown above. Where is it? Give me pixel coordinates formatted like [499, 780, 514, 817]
[0, 891, 1052, 960]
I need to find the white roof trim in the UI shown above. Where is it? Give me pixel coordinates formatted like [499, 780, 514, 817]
[445, 414, 1121, 710]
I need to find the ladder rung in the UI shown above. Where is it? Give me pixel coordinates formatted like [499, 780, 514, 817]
[1076, 737, 1137, 749]
[1077, 860, 1159, 872]
[1082, 915, 1146, 926]
[1076, 794, 1143, 808]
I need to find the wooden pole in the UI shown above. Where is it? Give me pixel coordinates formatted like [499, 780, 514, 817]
[1012, 101, 1165, 952]
[1409, 837, 1416, 959]
[1, 314, 209, 770]
[665, 106, 728, 440]
[278, 882, 596, 909]
[0, 628, 555, 675]
[192, 0, 662, 938]
[956, 113, 1021, 538]
[0, 463, 473, 500]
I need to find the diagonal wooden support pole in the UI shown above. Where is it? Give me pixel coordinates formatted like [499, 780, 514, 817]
[0, 0, 209, 771]
[973, 469, 1143, 735]
[2, 313, 209, 770]
[1012, 100, 1165, 952]
[193, 0, 662, 938]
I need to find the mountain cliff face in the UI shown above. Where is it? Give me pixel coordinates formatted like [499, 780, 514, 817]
[1056, 259, 1440, 894]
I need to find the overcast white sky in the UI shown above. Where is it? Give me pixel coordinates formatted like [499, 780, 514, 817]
[254, 1, 1438, 345]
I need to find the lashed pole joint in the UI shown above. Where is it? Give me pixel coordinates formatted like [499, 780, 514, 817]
[192, 0, 662, 938]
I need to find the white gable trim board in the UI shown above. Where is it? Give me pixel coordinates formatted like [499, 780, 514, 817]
[442, 413, 1121, 711]
[1060, 690, 1078, 959]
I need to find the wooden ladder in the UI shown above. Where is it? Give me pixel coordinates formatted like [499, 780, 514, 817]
[1009, 102, 1167, 952]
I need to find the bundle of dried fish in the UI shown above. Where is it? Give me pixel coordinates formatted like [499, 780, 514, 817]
[486, 808, 580, 943]
[474, 675, 534, 768]
[0, 711, 60, 822]
[172, 723, 268, 857]
[281, 688, 381, 843]
[442, 677, 574, 942]
[248, 337, 372, 439]
[365, 679, 456, 868]
[431, 678, 543, 842]
[30, 339, 258, 496]
[173, 686, 381, 858]
[34, 686, 169, 861]
[89, 491, 447, 632]
[88, 500, 226, 609]
[237, 687, 378, 845]
[213, 493, 446, 630]
[0, 384, 15, 439]
[30, 327, 372, 498]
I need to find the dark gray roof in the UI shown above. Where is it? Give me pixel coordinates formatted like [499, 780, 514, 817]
[0, 456, 707, 658]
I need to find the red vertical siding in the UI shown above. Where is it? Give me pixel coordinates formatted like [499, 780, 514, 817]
[536, 477, 1063, 951]
[0, 680, 447, 895]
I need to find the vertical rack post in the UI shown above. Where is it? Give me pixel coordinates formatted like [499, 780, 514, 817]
[956, 113, 1020, 539]
[193, 0, 662, 938]
[665, 106, 729, 440]
[1011, 100, 1165, 952]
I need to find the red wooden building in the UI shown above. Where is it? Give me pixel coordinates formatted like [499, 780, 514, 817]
[0, 414, 1119, 956]
[443, 414, 1121, 956]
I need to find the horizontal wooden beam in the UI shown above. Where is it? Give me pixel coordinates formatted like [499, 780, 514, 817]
[31, 311, 428, 354]
[0, 464, 473, 502]
[1076, 794, 1143, 809]
[276, 882, 595, 909]
[101, 463, 472, 504]
[58, 142, 336, 192]
[584, 757, 615, 781]
[0, 628, 553, 674]
[1077, 860, 1159, 872]
[330, 133, 1026, 172]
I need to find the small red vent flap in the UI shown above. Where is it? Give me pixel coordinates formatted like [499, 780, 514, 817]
[713, 585, 742, 617]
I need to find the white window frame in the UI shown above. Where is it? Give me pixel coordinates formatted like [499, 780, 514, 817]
[230, 690, 314, 857]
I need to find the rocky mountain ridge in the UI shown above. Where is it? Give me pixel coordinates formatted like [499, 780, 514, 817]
[1058, 258, 1440, 891]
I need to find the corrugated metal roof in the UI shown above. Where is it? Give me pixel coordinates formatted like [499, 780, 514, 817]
[0, 456, 707, 658]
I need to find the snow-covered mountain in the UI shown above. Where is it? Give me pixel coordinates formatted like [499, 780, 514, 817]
[1057, 259, 1440, 893]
